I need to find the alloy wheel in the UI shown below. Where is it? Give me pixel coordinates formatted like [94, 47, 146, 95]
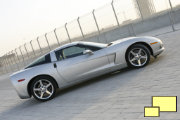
[128, 48, 148, 67]
[33, 79, 54, 100]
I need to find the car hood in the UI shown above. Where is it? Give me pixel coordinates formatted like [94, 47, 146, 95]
[109, 37, 136, 46]
[109, 36, 156, 46]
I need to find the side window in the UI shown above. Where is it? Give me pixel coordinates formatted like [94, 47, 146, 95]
[55, 45, 86, 60]
[55, 50, 63, 61]
[85, 45, 102, 52]
[62, 46, 86, 59]
[26, 54, 51, 68]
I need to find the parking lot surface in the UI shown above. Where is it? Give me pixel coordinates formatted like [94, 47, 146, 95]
[0, 30, 180, 120]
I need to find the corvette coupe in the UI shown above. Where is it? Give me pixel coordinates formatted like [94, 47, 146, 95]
[10, 36, 164, 101]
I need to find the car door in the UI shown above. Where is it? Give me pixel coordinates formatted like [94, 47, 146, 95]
[54, 44, 109, 83]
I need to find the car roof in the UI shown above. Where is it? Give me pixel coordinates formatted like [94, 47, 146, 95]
[53, 41, 107, 52]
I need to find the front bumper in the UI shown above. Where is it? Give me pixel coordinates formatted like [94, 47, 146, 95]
[153, 47, 165, 57]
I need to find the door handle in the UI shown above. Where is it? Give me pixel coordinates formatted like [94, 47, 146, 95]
[53, 63, 57, 68]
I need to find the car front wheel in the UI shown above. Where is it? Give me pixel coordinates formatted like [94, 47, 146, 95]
[30, 76, 57, 101]
[126, 44, 150, 68]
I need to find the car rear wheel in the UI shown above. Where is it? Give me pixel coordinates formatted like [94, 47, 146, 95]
[126, 44, 150, 68]
[30, 76, 57, 101]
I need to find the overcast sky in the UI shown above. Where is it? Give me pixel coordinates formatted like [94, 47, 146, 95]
[0, 0, 179, 56]
[0, 0, 112, 56]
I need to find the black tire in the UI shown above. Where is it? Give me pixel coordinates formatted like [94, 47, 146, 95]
[126, 44, 150, 68]
[30, 76, 57, 102]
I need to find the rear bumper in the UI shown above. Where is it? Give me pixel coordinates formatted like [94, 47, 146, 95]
[13, 84, 31, 99]
[10, 77, 31, 99]
[18, 93, 31, 99]
[153, 47, 165, 57]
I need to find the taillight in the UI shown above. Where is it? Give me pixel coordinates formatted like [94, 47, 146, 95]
[18, 79, 25, 82]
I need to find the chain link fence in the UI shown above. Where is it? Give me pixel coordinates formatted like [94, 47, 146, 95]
[0, 0, 180, 75]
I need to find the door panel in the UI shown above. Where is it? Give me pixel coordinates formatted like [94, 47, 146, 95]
[55, 49, 109, 83]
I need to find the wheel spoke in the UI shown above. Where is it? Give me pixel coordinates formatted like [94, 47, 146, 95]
[130, 51, 136, 56]
[46, 90, 52, 95]
[46, 83, 51, 88]
[138, 49, 142, 54]
[130, 57, 136, 62]
[138, 59, 141, 66]
[141, 55, 147, 59]
[40, 92, 44, 98]
[34, 88, 41, 91]
[39, 80, 43, 87]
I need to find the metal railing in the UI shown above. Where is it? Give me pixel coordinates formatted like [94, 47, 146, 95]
[0, 0, 180, 75]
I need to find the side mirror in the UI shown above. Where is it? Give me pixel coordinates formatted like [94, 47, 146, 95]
[83, 50, 93, 55]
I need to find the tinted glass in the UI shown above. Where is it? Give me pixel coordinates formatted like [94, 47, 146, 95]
[26, 54, 51, 68]
[55, 44, 103, 61]
[84, 45, 101, 51]
[62, 46, 86, 59]
[55, 50, 63, 61]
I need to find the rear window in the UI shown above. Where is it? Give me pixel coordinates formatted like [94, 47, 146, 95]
[26, 54, 51, 68]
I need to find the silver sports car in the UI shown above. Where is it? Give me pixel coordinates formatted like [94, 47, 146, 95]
[10, 36, 164, 101]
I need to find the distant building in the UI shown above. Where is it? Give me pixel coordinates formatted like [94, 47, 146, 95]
[134, 0, 156, 18]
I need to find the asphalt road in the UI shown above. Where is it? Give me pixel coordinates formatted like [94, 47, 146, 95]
[0, 30, 180, 120]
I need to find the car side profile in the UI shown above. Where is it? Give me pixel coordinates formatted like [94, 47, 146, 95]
[10, 36, 164, 101]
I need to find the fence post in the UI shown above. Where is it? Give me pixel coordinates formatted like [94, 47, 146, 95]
[45, 33, 51, 51]
[24, 43, 30, 59]
[65, 23, 71, 43]
[6, 53, 13, 72]
[168, 0, 175, 31]
[4, 54, 10, 72]
[77, 17, 85, 38]
[1, 56, 6, 73]
[135, 0, 144, 21]
[111, 0, 120, 27]
[2, 55, 8, 73]
[37, 37, 43, 55]
[10, 51, 16, 71]
[19, 47, 25, 67]
[54, 28, 60, 46]
[9, 51, 14, 71]
[92, 9, 101, 43]
[11, 51, 19, 70]
[30, 40, 36, 57]
[15, 49, 21, 65]
[12, 52, 20, 70]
